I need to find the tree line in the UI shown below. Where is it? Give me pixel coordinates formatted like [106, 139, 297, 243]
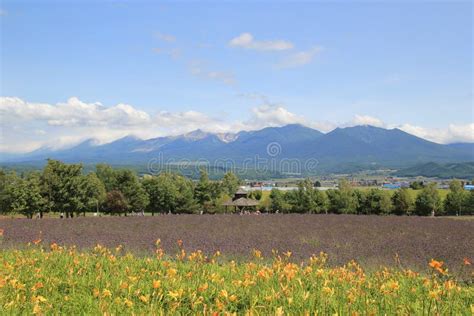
[0, 160, 241, 217]
[268, 179, 474, 216]
[0, 160, 472, 217]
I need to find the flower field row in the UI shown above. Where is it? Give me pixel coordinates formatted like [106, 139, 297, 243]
[0, 240, 472, 315]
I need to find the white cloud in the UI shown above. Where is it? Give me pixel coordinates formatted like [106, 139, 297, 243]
[397, 123, 474, 144]
[244, 105, 335, 134]
[229, 33, 294, 51]
[0, 96, 151, 127]
[236, 94, 337, 133]
[277, 46, 323, 69]
[348, 115, 386, 128]
[154, 32, 176, 42]
[343, 115, 473, 144]
[189, 62, 236, 86]
[246, 104, 306, 128]
[1, 96, 472, 153]
[0, 96, 222, 152]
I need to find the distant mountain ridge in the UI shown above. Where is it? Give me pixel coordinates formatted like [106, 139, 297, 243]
[394, 162, 474, 179]
[1, 124, 473, 174]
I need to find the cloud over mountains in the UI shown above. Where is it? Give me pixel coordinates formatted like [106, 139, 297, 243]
[0, 96, 473, 153]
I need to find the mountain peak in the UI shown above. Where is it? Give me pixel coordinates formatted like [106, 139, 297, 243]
[183, 129, 210, 140]
[117, 135, 142, 141]
[344, 124, 386, 130]
[281, 123, 305, 128]
[216, 132, 238, 143]
[2, 124, 472, 167]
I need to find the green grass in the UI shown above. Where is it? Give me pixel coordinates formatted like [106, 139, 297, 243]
[0, 243, 472, 314]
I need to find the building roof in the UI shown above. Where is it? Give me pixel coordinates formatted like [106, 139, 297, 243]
[235, 188, 248, 195]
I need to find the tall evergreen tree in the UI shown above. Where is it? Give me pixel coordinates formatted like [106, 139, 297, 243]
[222, 172, 241, 196]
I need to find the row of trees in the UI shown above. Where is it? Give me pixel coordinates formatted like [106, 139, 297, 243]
[1, 160, 105, 218]
[269, 179, 474, 216]
[1, 160, 473, 217]
[0, 160, 242, 217]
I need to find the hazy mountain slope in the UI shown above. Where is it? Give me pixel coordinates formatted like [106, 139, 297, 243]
[395, 162, 474, 179]
[303, 126, 471, 167]
[1, 125, 472, 172]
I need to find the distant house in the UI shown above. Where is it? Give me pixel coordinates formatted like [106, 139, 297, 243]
[222, 188, 259, 213]
[464, 185, 474, 191]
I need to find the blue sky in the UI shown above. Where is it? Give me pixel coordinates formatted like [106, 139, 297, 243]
[0, 1, 473, 152]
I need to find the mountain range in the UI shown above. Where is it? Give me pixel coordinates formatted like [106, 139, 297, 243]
[1, 124, 473, 175]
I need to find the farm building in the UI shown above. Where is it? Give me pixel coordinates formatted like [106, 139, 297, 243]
[222, 188, 259, 213]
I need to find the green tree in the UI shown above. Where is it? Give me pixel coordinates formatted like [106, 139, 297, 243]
[258, 196, 271, 213]
[194, 169, 212, 212]
[103, 190, 128, 215]
[354, 190, 367, 214]
[269, 188, 287, 213]
[3, 172, 47, 218]
[250, 190, 263, 201]
[96, 165, 148, 214]
[415, 183, 442, 216]
[41, 159, 84, 218]
[444, 180, 468, 216]
[363, 189, 392, 215]
[292, 179, 328, 214]
[96, 164, 118, 192]
[327, 180, 358, 214]
[114, 169, 149, 213]
[171, 174, 196, 213]
[311, 189, 328, 214]
[0, 170, 13, 214]
[284, 190, 300, 212]
[209, 182, 224, 201]
[222, 172, 241, 196]
[392, 188, 414, 215]
[464, 191, 474, 215]
[144, 174, 177, 215]
[409, 181, 425, 190]
[77, 172, 106, 216]
[143, 173, 196, 215]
